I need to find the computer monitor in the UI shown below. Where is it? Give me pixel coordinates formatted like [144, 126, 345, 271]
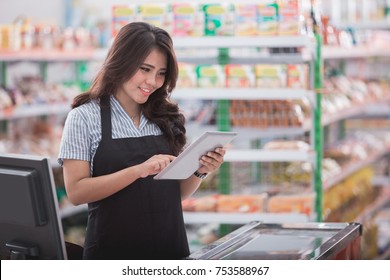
[0, 153, 67, 260]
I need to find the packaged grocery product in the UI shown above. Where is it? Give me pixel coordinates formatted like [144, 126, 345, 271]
[257, 1, 279, 36]
[111, 5, 138, 38]
[255, 64, 287, 88]
[138, 3, 173, 34]
[367, 81, 387, 101]
[263, 140, 310, 151]
[321, 15, 339, 46]
[225, 64, 255, 88]
[181, 197, 196, 211]
[290, 101, 305, 126]
[196, 65, 225, 88]
[285, 161, 312, 186]
[287, 64, 309, 89]
[234, 4, 258, 36]
[0, 88, 13, 110]
[230, 99, 306, 128]
[177, 62, 197, 88]
[323, 167, 375, 222]
[20, 20, 35, 50]
[0, 25, 10, 49]
[195, 195, 219, 212]
[278, 0, 302, 35]
[267, 192, 314, 215]
[216, 194, 267, 213]
[202, 4, 235, 36]
[172, 3, 204, 37]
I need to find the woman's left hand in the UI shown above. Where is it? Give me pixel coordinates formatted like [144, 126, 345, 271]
[197, 147, 226, 174]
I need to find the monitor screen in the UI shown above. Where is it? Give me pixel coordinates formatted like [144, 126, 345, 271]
[0, 153, 67, 260]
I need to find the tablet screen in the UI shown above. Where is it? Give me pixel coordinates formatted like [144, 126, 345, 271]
[154, 131, 237, 180]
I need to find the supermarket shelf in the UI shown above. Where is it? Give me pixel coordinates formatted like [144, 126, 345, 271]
[0, 49, 97, 62]
[323, 46, 390, 59]
[4, 44, 390, 63]
[233, 126, 307, 138]
[0, 36, 313, 62]
[0, 103, 71, 120]
[321, 104, 368, 126]
[225, 149, 315, 163]
[183, 212, 309, 224]
[332, 20, 390, 30]
[356, 188, 390, 224]
[305, 98, 390, 128]
[323, 146, 390, 190]
[173, 88, 314, 100]
[185, 123, 307, 140]
[60, 204, 88, 219]
[229, 52, 312, 64]
[184, 99, 389, 139]
[173, 36, 314, 49]
[178, 53, 311, 65]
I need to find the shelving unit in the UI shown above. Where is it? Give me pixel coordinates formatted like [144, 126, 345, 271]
[0, 50, 96, 211]
[323, 146, 390, 191]
[225, 149, 315, 163]
[319, 0, 390, 256]
[322, 43, 390, 193]
[0, 27, 325, 223]
[3, 42, 388, 230]
[0, 49, 97, 90]
[1, 0, 390, 263]
[171, 34, 322, 224]
[173, 88, 314, 100]
[2, 2, 388, 250]
[331, 20, 390, 31]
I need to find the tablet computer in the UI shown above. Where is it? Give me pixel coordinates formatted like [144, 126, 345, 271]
[154, 131, 238, 180]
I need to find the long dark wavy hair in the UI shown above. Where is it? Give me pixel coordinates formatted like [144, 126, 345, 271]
[72, 22, 186, 155]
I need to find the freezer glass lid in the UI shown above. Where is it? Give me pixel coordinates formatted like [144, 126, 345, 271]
[217, 228, 335, 260]
[189, 221, 361, 260]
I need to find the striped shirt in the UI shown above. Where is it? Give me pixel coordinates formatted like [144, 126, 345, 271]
[58, 95, 162, 175]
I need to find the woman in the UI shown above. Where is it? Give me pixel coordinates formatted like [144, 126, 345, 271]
[58, 22, 226, 260]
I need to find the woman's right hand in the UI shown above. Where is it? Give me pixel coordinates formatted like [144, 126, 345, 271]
[138, 154, 176, 178]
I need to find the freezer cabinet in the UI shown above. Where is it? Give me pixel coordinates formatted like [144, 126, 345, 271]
[188, 221, 362, 260]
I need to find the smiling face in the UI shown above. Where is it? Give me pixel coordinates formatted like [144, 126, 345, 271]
[115, 47, 167, 107]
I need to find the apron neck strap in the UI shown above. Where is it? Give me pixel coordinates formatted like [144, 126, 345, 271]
[100, 103, 112, 141]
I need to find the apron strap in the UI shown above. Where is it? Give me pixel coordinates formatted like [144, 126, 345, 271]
[100, 103, 112, 141]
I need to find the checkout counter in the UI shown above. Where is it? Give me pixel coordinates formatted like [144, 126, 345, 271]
[188, 221, 362, 260]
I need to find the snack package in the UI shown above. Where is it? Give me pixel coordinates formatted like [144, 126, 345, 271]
[255, 64, 287, 88]
[226, 64, 256, 88]
[234, 3, 258, 36]
[267, 193, 314, 215]
[278, 0, 302, 35]
[196, 65, 225, 88]
[202, 4, 235, 36]
[257, 1, 279, 36]
[177, 62, 197, 88]
[287, 64, 309, 89]
[111, 5, 138, 38]
[182, 194, 219, 212]
[138, 3, 173, 34]
[217, 194, 267, 213]
[172, 3, 204, 37]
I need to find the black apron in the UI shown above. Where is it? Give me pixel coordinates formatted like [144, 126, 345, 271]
[82, 104, 189, 260]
